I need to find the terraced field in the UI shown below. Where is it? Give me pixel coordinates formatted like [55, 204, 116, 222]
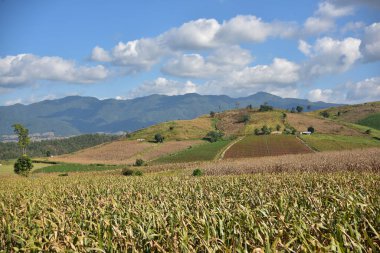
[300, 133, 380, 151]
[224, 135, 312, 159]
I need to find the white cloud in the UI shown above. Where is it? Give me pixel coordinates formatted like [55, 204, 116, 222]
[162, 46, 253, 78]
[91, 46, 112, 62]
[128, 77, 198, 98]
[345, 77, 380, 102]
[360, 23, 380, 62]
[298, 40, 312, 56]
[341, 21, 365, 34]
[308, 77, 380, 103]
[302, 37, 361, 77]
[228, 58, 300, 86]
[308, 88, 334, 102]
[162, 19, 221, 50]
[4, 94, 57, 106]
[303, 1, 353, 35]
[0, 54, 109, 87]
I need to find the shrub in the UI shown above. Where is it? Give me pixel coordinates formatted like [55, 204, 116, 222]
[58, 173, 69, 177]
[296, 106, 303, 113]
[365, 129, 372, 135]
[169, 126, 174, 131]
[204, 131, 224, 143]
[320, 111, 330, 118]
[192, 168, 203, 176]
[14, 155, 33, 176]
[261, 125, 272, 135]
[307, 126, 315, 133]
[134, 159, 145, 166]
[237, 114, 250, 124]
[154, 133, 164, 143]
[210, 111, 216, 118]
[254, 128, 262, 135]
[276, 124, 281, 131]
[122, 168, 143, 176]
[259, 104, 273, 112]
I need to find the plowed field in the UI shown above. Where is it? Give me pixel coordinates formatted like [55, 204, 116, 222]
[224, 135, 312, 158]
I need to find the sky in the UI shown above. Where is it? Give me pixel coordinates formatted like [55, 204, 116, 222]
[0, 0, 379, 106]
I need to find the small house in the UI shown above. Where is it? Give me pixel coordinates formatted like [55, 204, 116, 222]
[300, 131, 312, 135]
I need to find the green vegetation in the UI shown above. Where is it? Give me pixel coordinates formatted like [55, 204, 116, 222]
[13, 155, 33, 176]
[0, 134, 119, 160]
[134, 158, 145, 166]
[153, 140, 231, 164]
[192, 168, 203, 176]
[258, 103, 273, 112]
[300, 133, 380, 151]
[0, 172, 378, 251]
[204, 131, 224, 142]
[154, 133, 164, 143]
[122, 168, 143, 176]
[357, 113, 380, 130]
[33, 163, 121, 174]
[12, 124, 31, 155]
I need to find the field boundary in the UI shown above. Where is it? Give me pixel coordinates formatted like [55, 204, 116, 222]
[217, 137, 244, 160]
[296, 136, 317, 152]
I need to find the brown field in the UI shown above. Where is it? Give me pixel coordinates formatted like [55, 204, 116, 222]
[138, 148, 380, 175]
[215, 110, 247, 136]
[50, 139, 203, 165]
[224, 135, 312, 158]
[286, 113, 363, 135]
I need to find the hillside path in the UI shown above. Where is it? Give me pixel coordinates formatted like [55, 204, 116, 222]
[217, 136, 244, 160]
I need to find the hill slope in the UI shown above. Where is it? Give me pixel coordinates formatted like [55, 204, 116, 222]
[0, 92, 341, 136]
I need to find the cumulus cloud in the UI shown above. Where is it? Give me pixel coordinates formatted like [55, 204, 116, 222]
[128, 77, 198, 98]
[298, 40, 312, 56]
[91, 46, 112, 62]
[360, 23, 380, 62]
[302, 37, 361, 77]
[308, 77, 380, 103]
[0, 54, 109, 87]
[162, 46, 253, 78]
[304, 1, 353, 34]
[227, 58, 300, 86]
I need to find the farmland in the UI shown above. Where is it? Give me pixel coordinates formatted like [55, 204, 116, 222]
[50, 139, 202, 165]
[300, 133, 380, 151]
[357, 113, 380, 130]
[224, 135, 312, 159]
[1, 169, 379, 252]
[152, 140, 231, 164]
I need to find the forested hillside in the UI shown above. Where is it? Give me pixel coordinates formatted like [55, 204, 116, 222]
[0, 134, 119, 160]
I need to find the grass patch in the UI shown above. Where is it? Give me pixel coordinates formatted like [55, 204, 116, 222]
[357, 113, 380, 130]
[33, 163, 121, 173]
[152, 140, 231, 164]
[300, 133, 380, 151]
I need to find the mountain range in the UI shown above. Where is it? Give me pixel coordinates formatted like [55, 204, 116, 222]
[0, 92, 342, 136]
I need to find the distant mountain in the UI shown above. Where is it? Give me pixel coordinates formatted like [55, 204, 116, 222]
[0, 92, 342, 136]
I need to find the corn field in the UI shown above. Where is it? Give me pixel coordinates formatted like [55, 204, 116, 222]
[1, 172, 379, 252]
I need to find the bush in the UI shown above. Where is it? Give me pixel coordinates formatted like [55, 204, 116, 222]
[296, 106, 303, 113]
[210, 111, 216, 118]
[307, 126, 315, 133]
[14, 155, 33, 176]
[276, 124, 281, 131]
[259, 104, 273, 112]
[122, 168, 143, 176]
[192, 168, 203, 176]
[134, 159, 145, 166]
[237, 114, 250, 124]
[261, 125, 272, 135]
[254, 128, 262, 135]
[204, 131, 224, 143]
[320, 111, 330, 118]
[365, 129, 372, 135]
[154, 133, 164, 143]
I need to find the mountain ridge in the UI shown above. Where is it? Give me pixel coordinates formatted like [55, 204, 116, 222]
[0, 92, 343, 136]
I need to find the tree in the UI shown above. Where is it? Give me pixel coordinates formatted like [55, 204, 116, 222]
[46, 150, 51, 157]
[14, 155, 33, 176]
[307, 105, 311, 110]
[276, 124, 281, 131]
[204, 131, 224, 142]
[210, 111, 216, 118]
[246, 104, 253, 110]
[154, 133, 164, 143]
[307, 126, 315, 133]
[296, 106, 303, 113]
[254, 128, 261, 135]
[365, 129, 372, 135]
[290, 107, 296, 113]
[12, 124, 30, 155]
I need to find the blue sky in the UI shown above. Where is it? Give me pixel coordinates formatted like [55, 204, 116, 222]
[0, 0, 379, 105]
